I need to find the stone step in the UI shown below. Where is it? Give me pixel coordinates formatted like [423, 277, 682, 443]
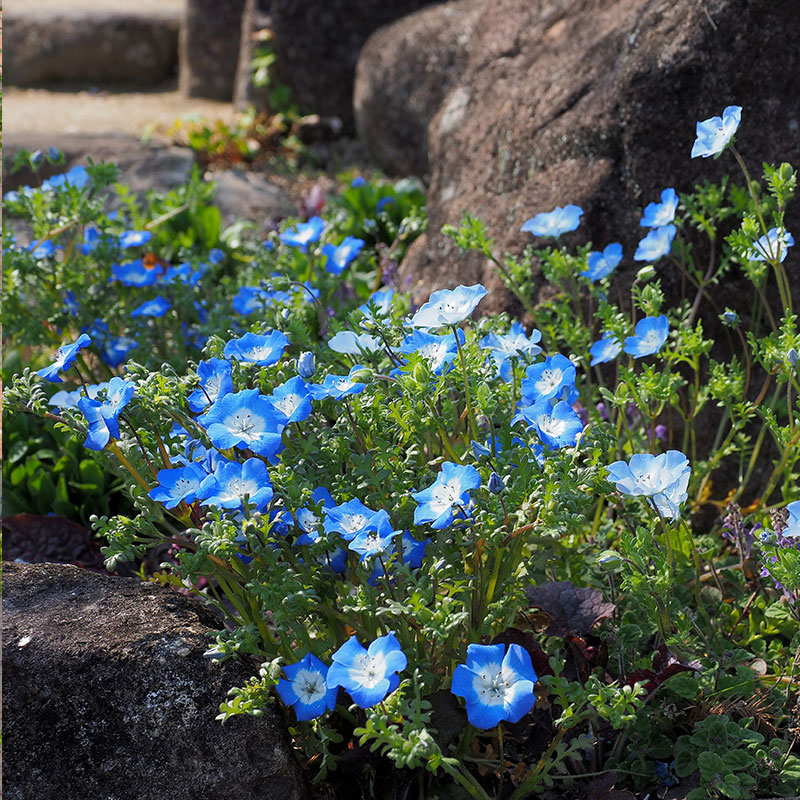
[4, 0, 185, 87]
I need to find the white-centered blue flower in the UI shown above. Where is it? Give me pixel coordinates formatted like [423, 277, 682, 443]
[634, 225, 676, 262]
[279, 216, 325, 251]
[521, 354, 576, 405]
[520, 204, 583, 238]
[778, 501, 800, 538]
[480, 322, 543, 381]
[328, 330, 382, 355]
[691, 105, 742, 159]
[118, 229, 153, 248]
[399, 329, 463, 375]
[76, 378, 135, 452]
[295, 487, 335, 545]
[581, 243, 623, 282]
[514, 399, 584, 449]
[326, 633, 407, 709]
[111, 259, 160, 287]
[640, 188, 679, 228]
[624, 315, 669, 358]
[197, 457, 274, 511]
[348, 515, 398, 563]
[149, 463, 207, 509]
[747, 227, 794, 263]
[187, 359, 234, 413]
[412, 462, 481, 529]
[409, 284, 488, 328]
[308, 367, 368, 400]
[266, 376, 312, 427]
[606, 451, 691, 519]
[323, 498, 386, 541]
[358, 288, 394, 319]
[223, 330, 290, 367]
[451, 643, 538, 729]
[131, 295, 170, 318]
[321, 236, 365, 275]
[277, 653, 338, 721]
[37, 333, 92, 383]
[589, 334, 623, 366]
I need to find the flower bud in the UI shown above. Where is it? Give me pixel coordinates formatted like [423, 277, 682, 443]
[488, 472, 505, 494]
[721, 309, 739, 326]
[788, 348, 799, 368]
[281, 308, 291, 321]
[597, 550, 623, 569]
[31, 150, 44, 168]
[348, 367, 373, 384]
[636, 265, 656, 282]
[297, 351, 315, 378]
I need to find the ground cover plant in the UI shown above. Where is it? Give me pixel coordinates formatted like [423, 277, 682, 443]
[3, 106, 800, 799]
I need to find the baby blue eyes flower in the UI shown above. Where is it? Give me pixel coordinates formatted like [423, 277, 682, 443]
[412, 461, 481, 529]
[324, 498, 385, 540]
[297, 351, 316, 378]
[308, 368, 367, 400]
[606, 450, 691, 519]
[409, 284, 488, 328]
[37, 333, 92, 382]
[451, 643, 538, 729]
[589, 334, 623, 366]
[348, 517, 398, 562]
[118, 230, 152, 248]
[321, 236, 365, 275]
[187, 358, 234, 413]
[520, 204, 583, 238]
[640, 189, 678, 228]
[223, 330, 290, 367]
[521, 354, 577, 404]
[295, 486, 335, 545]
[131, 295, 171, 318]
[267, 376, 312, 426]
[399, 329, 463, 375]
[77, 377, 135, 451]
[41, 165, 90, 191]
[747, 227, 794, 263]
[277, 653, 338, 721]
[634, 224, 676, 262]
[691, 105, 742, 158]
[359, 288, 394, 319]
[328, 331, 382, 355]
[279, 216, 325, 251]
[111, 259, 160, 287]
[326, 632, 407, 709]
[779, 501, 800, 538]
[480, 322, 543, 381]
[29, 240, 57, 259]
[102, 336, 137, 367]
[149, 463, 207, 509]
[515, 399, 584, 449]
[197, 457, 274, 512]
[581, 243, 623, 282]
[624, 315, 669, 357]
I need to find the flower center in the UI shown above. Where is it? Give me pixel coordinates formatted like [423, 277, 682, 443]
[294, 668, 327, 704]
[472, 664, 506, 706]
[536, 368, 563, 395]
[352, 653, 387, 688]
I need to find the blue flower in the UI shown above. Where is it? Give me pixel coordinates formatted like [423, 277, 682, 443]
[326, 633, 407, 708]
[308, 368, 367, 400]
[149, 463, 207, 509]
[50, 382, 107, 409]
[400, 532, 430, 568]
[779, 501, 800, 538]
[197, 457, 274, 511]
[37, 333, 91, 382]
[267, 376, 312, 426]
[81, 227, 102, 254]
[358, 288, 394, 319]
[351, 176, 367, 187]
[41, 165, 89, 191]
[131, 295, 170, 318]
[748, 227, 794, 263]
[323, 498, 385, 540]
[280, 216, 325, 251]
[295, 487, 335, 545]
[606, 450, 691, 519]
[691, 105, 742, 158]
[409, 284, 488, 328]
[231, 286, 275, 315]
[111, 259, 160, 287]
[520, 204, 583, 238]
[28, 240, 57, 259]
[633, 225, 676, 262]
[640, 189, 678, 228]
[223, 330, 290, 367]
[187, 359, 234, 413]
[118, 230, 153, 248]
[480, 322, 543, 380]
[624, 315, 669, 357]
[581, 243, 623, 282]
[277, 653, 338, 721]
[412, 462, 481, 529]
[521, 354, 576, 404]
[102, 336, 137, 367]
[589, 334, 622, 366]
[399, 329, 463, 375]
[348, 515, 398, 562]
[321, 236, 365, 275]
[197, 389, 284, 461]
[328, 331, 382, 355]
[515, 399, 584, 449]
[76, 378, 135, 451]
[451, 643, 538, 729]
[208, 248, 225, 264]
[297, 351, 316, 378]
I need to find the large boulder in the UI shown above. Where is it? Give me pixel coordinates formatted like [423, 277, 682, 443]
[356, 0, 800, 313]
[2, 562, 309, 800]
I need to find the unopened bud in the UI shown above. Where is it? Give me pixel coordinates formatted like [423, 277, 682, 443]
[297, 351, 315, 378]
[488, 472, 505, 494]
[788, 348, 799, 368]
[721, 310, 739, 326]
[636, 265, 656, 282]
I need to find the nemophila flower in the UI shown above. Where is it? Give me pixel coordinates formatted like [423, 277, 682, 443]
[409, 284, 488, 328]
[295, 487, 335, 545]
[161, 261, 207, 287]
[399, 328, 463, 375]
[640, 189, 678, 228]
[280, 216, 325, 251]
[348, 516, 398, 562]
[76, 380, 134, 452]
[515, 399, 584, 449]
[80, 227, 102, 254]
[634, 225, 676, 262]
[327, 633, 407, 708]
[779, 501, 800, 538]
[606, 450, 691, 519]
[223, 330, 290, 367]
[589, 333, 623, 366]
[297, 351, 316, 378]
[521, 354, 576, 404]
[748, 227, 794, 263]
[103, 377, 136, 415]
[351, 176, 367, 187]
[187, 358, 234, 413]
[28, 240, 57, 259]
[400, 532, 430, 568]
[232, 286, 274, 315]
[149, 463, 207, 509]
[328, 330, 382, 355]
[197, 389, 284, 461]
[359, 288, 394, 319]
[520, 204, 583, 238]
[102, 336, 137, 368]
[197, 457, 274, 511]
[118, 230, 152, 248]
[691, 105, 742, 158]
[267, 376, 312, 426]
[308, 367, 367, 400]
[64, 290, 80, 316]
[321, 236, 365, 275]
[276, 653, 338, 721]
[413, 461, 481, 529]
[624, 315, 669, 357]
[131, 295, 170, 318]
[37, 333, 92, 382]
[581, 243, 623, 282]
[451, 643, 538, 729]
[480, 322, 543, 381]
[41, 165, 89, 192]
[111, 259, 159, 287]
[49, 382, 107, 409]
[324, 498, 386, 540]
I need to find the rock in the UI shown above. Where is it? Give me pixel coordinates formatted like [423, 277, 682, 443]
[354, 0, 484, 179]
[211, 169, 294, 232]
[268, 0, 435, 132]
[2, 562, 309, 800]
[358, 0, 800, 313]
[4, 11, 179, 86]
[180, 0, 248, 100]
[2, 514, 105, 571]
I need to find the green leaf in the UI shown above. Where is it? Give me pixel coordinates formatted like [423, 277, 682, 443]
[722, 749, 753, 772]
[667, 673, 700, 699]
[697, 751, 725, 780]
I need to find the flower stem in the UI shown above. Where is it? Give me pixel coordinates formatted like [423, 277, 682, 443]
[453, 325, 479, 442]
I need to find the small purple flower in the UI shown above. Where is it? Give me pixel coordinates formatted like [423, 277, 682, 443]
[634, 225, 677, 262]
[520, 204, 583, 238]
